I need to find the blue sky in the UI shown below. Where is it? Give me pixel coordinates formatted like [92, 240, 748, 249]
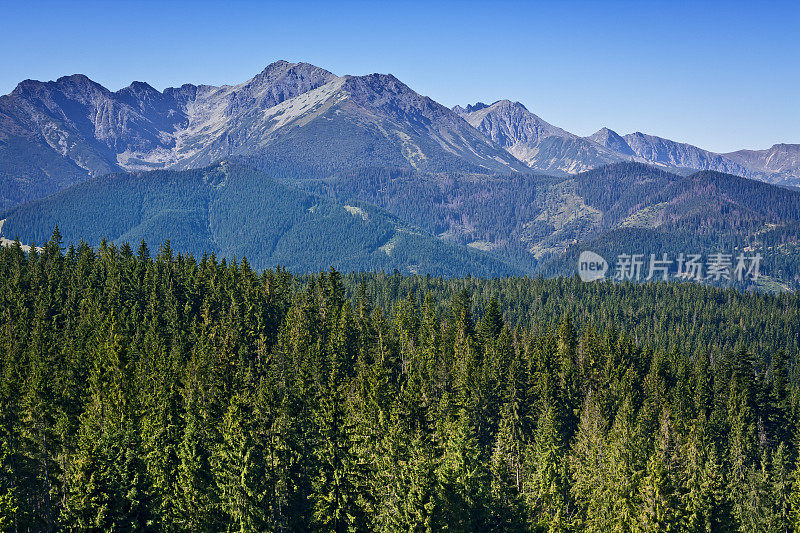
[1, 0, 797, 153]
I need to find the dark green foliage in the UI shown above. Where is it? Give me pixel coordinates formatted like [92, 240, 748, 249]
[0, 236, 799, 531]
[1, 164, 520, 278]
[5, 161, 800, 286]
[545, 164, 800, 285]
[0, 136, 104, 212]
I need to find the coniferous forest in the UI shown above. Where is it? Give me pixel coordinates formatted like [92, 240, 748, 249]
[3, 230, 800, 532]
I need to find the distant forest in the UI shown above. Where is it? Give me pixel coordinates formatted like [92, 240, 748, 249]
[1, 231, 800, 531]
[5, 162, 800, 287]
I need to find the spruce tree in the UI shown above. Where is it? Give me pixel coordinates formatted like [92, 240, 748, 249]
[213, 392, 269, 532]
[311, 347, 368, 532]
[436, 409, 491, 532]
[63, 321, 150, 530]
[525, 403, 567, 530]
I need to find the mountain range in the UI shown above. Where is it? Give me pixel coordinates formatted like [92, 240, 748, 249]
[454, 100, 799, 184]
[0, 61, 528, 211]
[2, 60, 799, 211]
[1, 60, 799, 287]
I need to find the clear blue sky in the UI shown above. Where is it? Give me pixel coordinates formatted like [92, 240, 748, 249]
[1, 0, 797, 153]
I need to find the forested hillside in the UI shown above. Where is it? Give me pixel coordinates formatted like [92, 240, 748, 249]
[7, 162, 799, 287]
[0, 164, 518, 277]
[2, 232, 800, 531]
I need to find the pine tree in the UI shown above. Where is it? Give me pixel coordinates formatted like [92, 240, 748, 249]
[525, 403, 568, 530]
[494, 362, 527, 495]
[570, 397, 608, 531]
[479, 297, 503, 342]
[789, 453, 800, 531]
[0, 426, 18, 531]
[769, 442, 792, 533]
[682, 419, 729, 532]
[637, 411, 682, 532]
[557, 313, 581, 440]
[139, 343, 184, 529]
[174, 384, 220, 531]
[213, 392, 269, 532]
[638, 453, 674, 532]
[377, 422, 438, 532]
[311, 348, 368, 532]
[436, 409, 491, 532]
[63, 321, 151, 529]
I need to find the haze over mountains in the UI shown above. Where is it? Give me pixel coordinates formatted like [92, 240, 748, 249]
[1, 60, 799, 286]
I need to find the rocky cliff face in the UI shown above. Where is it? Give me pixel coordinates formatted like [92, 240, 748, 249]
[455, 100, 625, 173]
[0, 61, 531, 209]
[587, 127, 635, 157]
[588, 130, 800, 185]
[455, 100, 570, 147]
[723, 144, 800, 185]
[457, 102, 799, 185]
[621, 132, 754, 177]
[2, 60, 798, 211]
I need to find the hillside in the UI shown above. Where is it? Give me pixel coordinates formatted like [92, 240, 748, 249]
[292, 162, 800, 285]
[539, 165, 800, 284]
[0, 163, 519, 277]
[4, 161, 800, 286]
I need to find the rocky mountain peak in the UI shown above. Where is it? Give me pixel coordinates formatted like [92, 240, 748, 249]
[120, 80, 158, 94]
[10, 79, 41, 98]
[237, 60, 338, 110]
[11, 74, 108, 103]
[2, 60, 798, 214]
[344, 72, 405, 94]
[452, 102, 490, 114]
[54, 74, 110, 99]
[490, 99, 530, 112]
[455, 100, 630, 173]
[115, 81, 162, 105]
[458, 98, 571, 146]
[249, 60, 337, 89]
[588, 127, 634, 156]
[342, 72, 444, 118]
